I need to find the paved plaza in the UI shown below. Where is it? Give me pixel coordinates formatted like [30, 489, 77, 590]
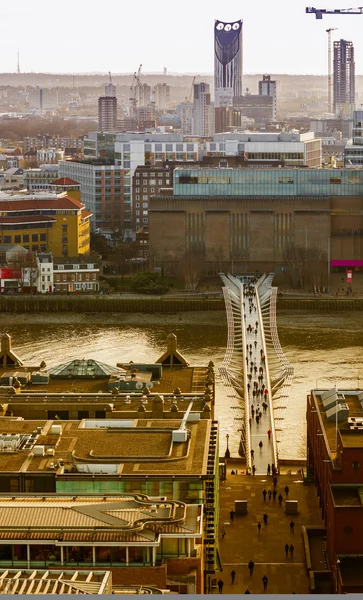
[215, 466, 323, 594]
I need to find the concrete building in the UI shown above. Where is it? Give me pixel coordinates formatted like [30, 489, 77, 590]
[0, 191, 91, 256]
[37, 252, 53, 294]
[98, 96, 117, 132]
[334, 39, 355, 117]
[214, 19, 243, 107]
[258, 75, 277, 121]
[58, 159, 125, 234]
[344, 110, 363, 167]
[0, 333, 219, 593]
[135, 83, 152, 108]
[193, 82, 214, 137]
[307, 386, 363, 593]
[105, 82, 116, 98]
[28, 88, 58, 111]
[178, 102, 194, 135]
[232, 95, 275, 127]
[149, 166, 363, 276]
[132, 165, 172, 229]
[154, 83, 170, 109]
[206, 132, 321, 167]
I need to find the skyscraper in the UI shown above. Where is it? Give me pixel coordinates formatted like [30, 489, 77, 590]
[214, 19, 243, 108]
[333, 39, 355, 117]
[193, 82, 214, 137]
[258, 75, 277, 121]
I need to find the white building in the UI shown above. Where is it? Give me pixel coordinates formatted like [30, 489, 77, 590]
[205, 131, 321, 167]
[135, 83, 152, 108]
[37, 252, 53, 293]
[24, 165, 59, 191]
[105, 82, 116, 98]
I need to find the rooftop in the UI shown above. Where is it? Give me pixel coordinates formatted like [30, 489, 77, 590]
[313, 390, 363, 454]
[0, 569, 111, 595]
[0, 495, 202, 542]
[331, 485, 363, 506]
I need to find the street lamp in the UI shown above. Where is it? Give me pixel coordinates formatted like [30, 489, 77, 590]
[225, 433, 230, 459]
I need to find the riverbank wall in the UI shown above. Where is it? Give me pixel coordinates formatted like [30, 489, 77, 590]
[0, 296, 225, 313]
[1, 295, 363, 313]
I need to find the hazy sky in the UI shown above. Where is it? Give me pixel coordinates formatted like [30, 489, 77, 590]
[1, 0, 363, 75]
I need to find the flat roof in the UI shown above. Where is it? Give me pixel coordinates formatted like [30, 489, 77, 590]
[0, 418, 213, 476]
[339, 556, 363, 586]
[331, 485, 363, 507]
[313, 390, 363, 454]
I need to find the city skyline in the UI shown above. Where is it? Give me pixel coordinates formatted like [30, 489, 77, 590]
[1, 0, 363, 76]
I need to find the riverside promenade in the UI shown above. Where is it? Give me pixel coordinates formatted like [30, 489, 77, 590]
[215, 464, 323, 595]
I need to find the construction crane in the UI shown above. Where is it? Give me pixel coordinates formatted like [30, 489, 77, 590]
[137, 64, 142, 78]
[326, 27, 338, 112]
[129, 71, 138, 117]
[306, 6, 363, 19]
[188, 76, 196, 102]
[108, 71, 113, 84]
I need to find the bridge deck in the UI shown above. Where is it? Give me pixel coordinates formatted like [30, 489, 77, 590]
[244, 288, 275, 475]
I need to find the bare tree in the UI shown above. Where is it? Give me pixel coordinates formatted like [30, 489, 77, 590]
[283, 244, 306, 289]
[179, 249, 205, 291]
[10, 251, 39, 292]
[304, 247, 328, 293]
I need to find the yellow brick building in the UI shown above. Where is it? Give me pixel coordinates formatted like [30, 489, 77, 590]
[0, 192, 91, 257]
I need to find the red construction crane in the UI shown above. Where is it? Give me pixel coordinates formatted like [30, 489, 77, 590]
[306, 6, 363, 19]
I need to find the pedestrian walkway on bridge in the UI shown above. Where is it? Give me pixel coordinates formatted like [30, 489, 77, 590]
[220, 273, 294, 476]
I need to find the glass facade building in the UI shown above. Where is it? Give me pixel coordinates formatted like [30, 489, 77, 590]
[174, 168, 363, 197]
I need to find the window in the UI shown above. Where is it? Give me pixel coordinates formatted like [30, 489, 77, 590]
[136, 179, 140, 185]
[4, 236, 11, 243]
[136, 195, 140, 201]
[135, 188, 139, 193]
[32, 234, 38, 242]
[176, 143, 183, 151]
[143, 202, 148, 208]
[143, 195, 148, 201]
[158, 179, 163, 185]
[135, 203, 140, 208]
[143, 187, 147, 192]
[150, 188, 155, 193]
[142, 172, 148, 177]
[165, 144, 173, 151]
[330, 177, 341, 185]
[278, 176, 294, 184]
[352, 461, 360, 470]
[40, 234, 46, 241]
[155, 144, 162, 151]
[14, 235, 21, 243]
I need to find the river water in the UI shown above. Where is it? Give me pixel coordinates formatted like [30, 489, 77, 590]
[1, 310, 363, 460]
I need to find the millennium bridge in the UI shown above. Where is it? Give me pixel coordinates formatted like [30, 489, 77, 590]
[219, 273, 294, 475]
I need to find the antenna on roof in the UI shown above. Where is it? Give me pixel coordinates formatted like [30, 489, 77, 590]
[17, 50, 20, 75]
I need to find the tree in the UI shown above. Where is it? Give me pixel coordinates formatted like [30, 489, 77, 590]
[283, 244, 306, 289]
[131, 271, 168, 295]
[304, 247, 328, 293]
[10, 251, 39, 292]
[179, 250, 205, 291]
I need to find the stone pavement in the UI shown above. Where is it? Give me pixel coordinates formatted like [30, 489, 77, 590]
[214, 467, 323, 595]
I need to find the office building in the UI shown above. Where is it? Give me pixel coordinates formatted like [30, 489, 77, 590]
[0, 191, 91, 256]
[333, 39, 355, 117]
[154, 83, 170, 109]
[206, 132, 321, 167]
[193, 82, 214, 137]
[344, 110, 363, 166]
[232, 95, 274, 127]
[59, 159, 125, 234]
[149, 167, 363, 276]
[179, 102, 194, 135]
[307, 386, 363, 593]
[98, 96, 117, 131]
[132, 165, 172, 229]
[258, 75, 277, 121]
[214, 19, 243, 107]
[28, 87, 58, 111]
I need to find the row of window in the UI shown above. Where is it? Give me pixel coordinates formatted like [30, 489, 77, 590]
[0, 233, 47, 244]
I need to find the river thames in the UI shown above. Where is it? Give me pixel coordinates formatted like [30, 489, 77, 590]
[1, 310, 363, 460]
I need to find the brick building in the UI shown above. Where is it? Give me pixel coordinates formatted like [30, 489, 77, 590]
[149, 167, 363, 277]
[307, 387, 363, 593]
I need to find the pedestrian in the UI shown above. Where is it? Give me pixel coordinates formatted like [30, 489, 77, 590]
[247, 383, 250, 392]
[230, 509, 235, 522]
[278, 493, 283, 506]
[221, 525, 226, 539]
[268, 490, 272, 501]
[267, 464, 271, 476]
[263, 513, 268, 525]
[251, 449, 254, 459]
[231, 570, 236, 584]
[285, 543, 289, 557]
[252, 465, 256, 476]
[249, 417, 252, 427]
[290, 521, 295, 533]
[273, 476, 278, 488]
[244, 589, 251, 594]
[256, 415, 259, 424]
[262, 488, 267, 501]
[259, 440, 263, 450]
[272, 489, 277, 501]
[255, 321, 258, 328]
[262, 575, 268, 592]
[254, 340, 257, 348]
[248, 560, 255, 575]
[259, 410, 262, 419]
[257, 521, 262, 534]
[272, 464, 276, 476]
[285, 485, 289, 497]
[267, 429, 271, 440]
[218, 579, 224, 593]
[290, 544, 294, 557]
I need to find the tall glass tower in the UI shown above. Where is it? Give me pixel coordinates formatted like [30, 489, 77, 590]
[214, 19, 243, 108]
